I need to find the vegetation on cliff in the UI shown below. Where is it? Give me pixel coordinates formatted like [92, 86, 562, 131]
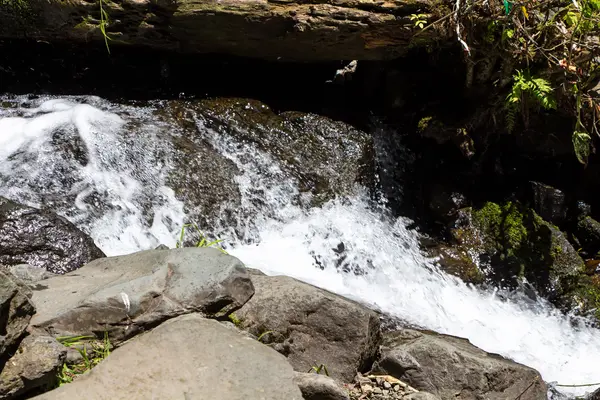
[421, 0, 600, 164]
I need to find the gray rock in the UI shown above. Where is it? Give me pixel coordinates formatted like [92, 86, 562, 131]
[5, 264, 55, 284]
[32, 314, 303, 400]
[0, 335, 66, 399]
[372, 329, 547, 400]
[236, 274, 381, 382]
[0, 270, 35, 357]
[294, 372, 350, 400]
[0, 197, 105, 274]
[404, 393, 442, 400]
[30, 248, 254, 343]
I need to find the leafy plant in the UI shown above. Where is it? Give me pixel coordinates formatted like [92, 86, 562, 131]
[308, 363, 329, 376]
[257, 330, 274, 343]
[175, 223, 227, 253]
[409, 13, 428, 29]
[505, 70, 556, 132]
[56, 333, 112, 386]
[98, 0, 112, 54]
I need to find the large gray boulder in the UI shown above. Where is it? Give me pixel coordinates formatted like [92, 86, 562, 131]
[0, 196, 105, 274]
[372, 329, 547, 400]
[30, 248, 254, 343]
[0, 335, 66, 399]
[0, 270, 35, 358]
[33, 314, 304, 400]
[235, 273, 381, 382]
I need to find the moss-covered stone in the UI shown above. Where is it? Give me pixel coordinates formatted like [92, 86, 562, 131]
[431, 245, 485, 284]
[451, 201, 584, 301]
[570, 275, 600, 322]
[576, 216, 600, 256]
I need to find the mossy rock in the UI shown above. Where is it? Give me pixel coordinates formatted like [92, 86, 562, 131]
[451, 201, 584, 300]
[430, 245, 485, 284]
[575, 216, 600, 256]
[571, 274, 600, 322]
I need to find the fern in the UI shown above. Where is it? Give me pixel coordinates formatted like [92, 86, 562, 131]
[505, 70, 556, 131]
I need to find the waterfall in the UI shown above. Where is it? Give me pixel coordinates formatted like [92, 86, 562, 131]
[1, 95, 598, 398]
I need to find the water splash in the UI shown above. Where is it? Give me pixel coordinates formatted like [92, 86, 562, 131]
[0, 96, 185, 253]
[1, 96, 599, 398]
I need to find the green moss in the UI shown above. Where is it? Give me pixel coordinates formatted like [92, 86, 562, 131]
[228, 312, 243, 328]
[573, 277, 600, 320]
[472, 201, 527, 251]
[417, 116, 433, 133]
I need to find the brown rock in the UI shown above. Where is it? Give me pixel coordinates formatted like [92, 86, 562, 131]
[0, 0, 443, 61]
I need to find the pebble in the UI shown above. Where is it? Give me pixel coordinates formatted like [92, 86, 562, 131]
[347, 373, 421, 400]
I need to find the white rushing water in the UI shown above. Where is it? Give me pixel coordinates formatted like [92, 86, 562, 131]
[1, 96, 599, 398]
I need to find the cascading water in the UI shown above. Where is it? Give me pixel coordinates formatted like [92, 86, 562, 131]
[1, 95, 599, 398]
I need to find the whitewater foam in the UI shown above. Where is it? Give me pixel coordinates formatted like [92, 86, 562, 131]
[1, 96, 599, 398]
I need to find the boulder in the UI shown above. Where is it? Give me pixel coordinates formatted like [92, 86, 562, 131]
[450, 201, 583, 301]
[182, 98, 376, 205]
[30, 248, 254, 343]
[0, 196, 105, 274]
[235, 274, 381, 382]
[0, 335, 66, 399]
[528, 181, 567, 226]
[0, 0, 441, 61]
[32, 314, 303, 400]
[576, 216, 600, 257]
[372, 329, 547, 400]
[294, 372, 350, 400]
[164, 133, 241, 229]
[0, 270, 35, 360]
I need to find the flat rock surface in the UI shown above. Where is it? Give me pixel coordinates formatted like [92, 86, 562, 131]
[33, 314, 304, 400]
[30, 248, 254, 343]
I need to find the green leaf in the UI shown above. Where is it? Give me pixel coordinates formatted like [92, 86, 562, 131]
[573, 130, 592, 164]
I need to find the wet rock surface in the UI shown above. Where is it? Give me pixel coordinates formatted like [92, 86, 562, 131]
[449, 201, 584, 301]
[0, 197, 105, 274]
[175, 98, 376, 205]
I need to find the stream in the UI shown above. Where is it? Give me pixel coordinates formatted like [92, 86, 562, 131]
[0, 95, 599, 399]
